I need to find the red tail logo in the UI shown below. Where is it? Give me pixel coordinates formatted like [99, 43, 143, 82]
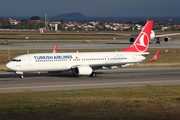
[121, 20, 153, 52]
[134, 32, 149, 52]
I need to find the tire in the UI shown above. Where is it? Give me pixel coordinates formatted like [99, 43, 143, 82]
[19, 75, 24, 79]
[90, 72, 96, 77]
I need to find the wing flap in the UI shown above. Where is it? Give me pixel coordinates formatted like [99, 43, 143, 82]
[89, 62, 138, 69]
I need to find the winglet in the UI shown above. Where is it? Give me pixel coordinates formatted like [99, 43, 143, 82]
[121, 20, 153, 53]
[53, 44, 58, 53]
[150, 50, 160, 62]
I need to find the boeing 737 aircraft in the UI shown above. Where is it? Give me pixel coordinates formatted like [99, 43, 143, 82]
[98, 29, 180, 44]
[6, 20, 157, 78]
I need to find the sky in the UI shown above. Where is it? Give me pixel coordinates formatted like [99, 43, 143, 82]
[0, 0, 180, 17]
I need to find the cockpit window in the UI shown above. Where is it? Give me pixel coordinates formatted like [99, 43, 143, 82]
[12, 59, 21, 62]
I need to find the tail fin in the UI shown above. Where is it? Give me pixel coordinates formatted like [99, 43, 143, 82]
[150, 50, 160, 62]
[52, 44, 58, 53]
[121, 20, 153, 52]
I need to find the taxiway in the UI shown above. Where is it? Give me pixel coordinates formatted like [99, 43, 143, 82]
[0, 67, 180, 93]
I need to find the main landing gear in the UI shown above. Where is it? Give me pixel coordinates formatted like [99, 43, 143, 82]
[156, 37, 160, 44]
[89, 71, 96, 77]
[72, 70, 97, 77]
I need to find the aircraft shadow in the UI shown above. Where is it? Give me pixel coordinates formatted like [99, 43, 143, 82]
[0, 72, 104, 79]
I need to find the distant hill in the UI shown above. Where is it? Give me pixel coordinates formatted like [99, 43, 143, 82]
[50, 12, 86, 20]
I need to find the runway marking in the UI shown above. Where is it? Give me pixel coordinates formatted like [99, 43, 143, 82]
[0, 79, 180, 90]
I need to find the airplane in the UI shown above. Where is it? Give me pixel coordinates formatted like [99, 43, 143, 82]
[6, 20, 158, 79]
[98, 29, 180, 44]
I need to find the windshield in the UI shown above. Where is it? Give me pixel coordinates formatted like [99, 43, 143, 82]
[12, 59, 21, 62]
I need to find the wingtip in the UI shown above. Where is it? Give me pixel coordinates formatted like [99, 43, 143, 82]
[150, 50, 160, 62]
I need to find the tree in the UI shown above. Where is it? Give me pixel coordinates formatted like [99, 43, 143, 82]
[30, 16, 40, 20]
[0, 17, 10, 28]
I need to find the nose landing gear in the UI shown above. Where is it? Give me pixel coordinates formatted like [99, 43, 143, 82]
[16, 71, 24, 79]
[19, 74, 24, 79]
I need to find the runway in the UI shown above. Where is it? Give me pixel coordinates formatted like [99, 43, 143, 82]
[0, 67, 180, 93]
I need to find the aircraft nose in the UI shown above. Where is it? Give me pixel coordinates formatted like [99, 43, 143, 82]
[6, 62, 13, 70]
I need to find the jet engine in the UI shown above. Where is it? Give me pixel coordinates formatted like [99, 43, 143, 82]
[73, 66, 93, 76]
[163, 37, 170, 42]
[129, 37, 135, 43]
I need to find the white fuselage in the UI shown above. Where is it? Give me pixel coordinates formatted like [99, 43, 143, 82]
[6, 52, 147, 72]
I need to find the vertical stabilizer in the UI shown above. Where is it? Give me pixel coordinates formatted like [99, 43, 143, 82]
[121, 20, 153, 52]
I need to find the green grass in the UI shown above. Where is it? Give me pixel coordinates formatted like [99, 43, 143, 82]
[0, 32, 128, 40]
[0, 86, 180, 120]
[1, 30, 180, 40]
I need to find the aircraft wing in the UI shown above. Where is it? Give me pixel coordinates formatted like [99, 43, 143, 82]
[89, 62, 138, 69]
[97, 32, 137, 37]
[155, 33, 180, 38]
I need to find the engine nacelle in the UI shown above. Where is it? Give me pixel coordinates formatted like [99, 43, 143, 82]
[163, 37, 170, 42]
[73, 66, 93, 76]
[129, 37, 135, 43]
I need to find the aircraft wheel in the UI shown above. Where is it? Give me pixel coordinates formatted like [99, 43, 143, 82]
[156, 41, 160, 44]
[19, 75, 24, 79]
[90, 72, 96, 77]
[73, 72, 78, 77]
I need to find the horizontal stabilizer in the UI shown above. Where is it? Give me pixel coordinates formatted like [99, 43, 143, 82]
[150, 50, 160, 62]
[53, 44, 58, 53]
